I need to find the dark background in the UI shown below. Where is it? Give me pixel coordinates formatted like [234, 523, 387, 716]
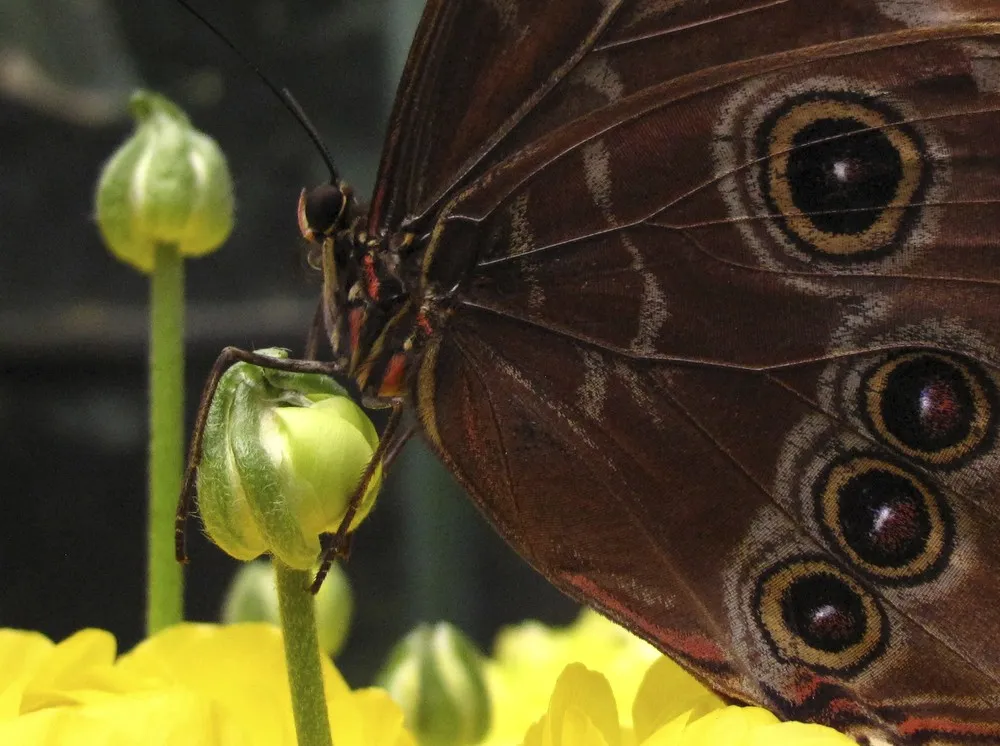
[0, 0, 574, 686]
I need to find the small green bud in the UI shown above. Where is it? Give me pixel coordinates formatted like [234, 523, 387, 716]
[221, 561, 278, 625]
[197, 348, 381, 570]
[95, 90, 234, 273]
[221, 559, 354, 657]
[376, 623, 491, 746]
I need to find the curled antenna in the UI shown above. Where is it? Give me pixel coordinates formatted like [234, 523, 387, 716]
[171, 0, 341, 185]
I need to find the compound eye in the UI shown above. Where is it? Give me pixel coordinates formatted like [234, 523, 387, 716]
[297, 183, 347, 242]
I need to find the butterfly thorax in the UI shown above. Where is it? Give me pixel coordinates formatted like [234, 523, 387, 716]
[298, 182, 440, 408]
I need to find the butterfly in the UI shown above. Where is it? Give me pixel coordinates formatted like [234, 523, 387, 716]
[180, 1, 1000, 743]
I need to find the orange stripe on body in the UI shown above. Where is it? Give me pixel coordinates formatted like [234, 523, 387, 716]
[378, 353, 408, 398]
[363, 254, 380, 300]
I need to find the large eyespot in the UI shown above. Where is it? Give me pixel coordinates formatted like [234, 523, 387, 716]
[816, 455, 952, 584]
[863, 351, 995, 466]
[757, 92, 927, 260]
[755, 557, 887, 675]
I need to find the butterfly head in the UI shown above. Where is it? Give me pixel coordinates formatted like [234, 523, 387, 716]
[298, 182, 422, 407]
[297, 182, 353, 243]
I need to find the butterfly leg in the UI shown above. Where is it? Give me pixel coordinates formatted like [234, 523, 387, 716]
[174, 346, 344, 563]
[308, 406, 416, 593]
[303, 297, 326, 360]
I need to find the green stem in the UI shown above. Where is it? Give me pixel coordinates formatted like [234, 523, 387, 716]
[275, 562, 334, 746]
[147, 242, 185, 635]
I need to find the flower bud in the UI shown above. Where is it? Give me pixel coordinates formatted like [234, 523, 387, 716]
[196, 348, 381, 570]
[376, 623, 491, 746]
[95, 90, 234, 272]
[221, 559, 354, 657]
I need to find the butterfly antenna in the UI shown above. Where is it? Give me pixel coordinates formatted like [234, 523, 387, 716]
[171, 0, 342, 185]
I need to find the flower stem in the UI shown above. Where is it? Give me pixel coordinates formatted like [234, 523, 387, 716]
[275, 562, 334, 746]
[147, 242, 185, 635]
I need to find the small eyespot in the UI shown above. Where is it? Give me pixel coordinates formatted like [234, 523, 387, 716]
[755, 557, 887, 674]
[815, 455, 952, 584]
[863, 351, 995, 466]
[757, 92, 927, 260]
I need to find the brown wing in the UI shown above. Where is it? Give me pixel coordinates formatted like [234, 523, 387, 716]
[370, 0, 1000, 230]
[410, 18, 1000, 744]
[368, 0, 618, 231]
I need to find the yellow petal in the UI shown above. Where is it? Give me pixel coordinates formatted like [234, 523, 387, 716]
[26, 630, 116, 688]
[522, 718, 545, 746]
[486, 610, 661, 745]
[638, 705, 856, 746]
[559, 706, 612, 746]
[546, 664, 620, 746]
[640, 710, 692, 746]
[0, 689, 220, 746]
[120, 622, 403, 746]
[681, 705, 777, 744]
[331, 688, 416, 746]
[747, 719, 858, 746]
[1, 624, 415, 746]
[631, 657, 724, 743]
[120, 623, 299, 745]
[0, 629, 54, 719]
[20, 629, 156, 712]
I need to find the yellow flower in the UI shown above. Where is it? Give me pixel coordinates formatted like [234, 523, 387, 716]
[523, 663, 855, 746]
[0, 623, 415, 746]
[482, 610, 722, 746]
[483, 611, 852, 746]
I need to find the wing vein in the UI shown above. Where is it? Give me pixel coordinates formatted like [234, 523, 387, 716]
[593, 0, 792, 53]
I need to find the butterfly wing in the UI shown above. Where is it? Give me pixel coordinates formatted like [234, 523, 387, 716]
[369, 0, 618, 230]
[402, 10, 1000, 742]
[370, 0, 1000, 227]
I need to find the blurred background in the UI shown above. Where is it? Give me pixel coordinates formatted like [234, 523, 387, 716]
[0, 0, 575, 686]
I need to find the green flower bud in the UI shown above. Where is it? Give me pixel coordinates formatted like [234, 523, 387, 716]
[376, 623, 491, 746]
[196, 348, 381, 570]
[95, 90, 234, 273]
[221, 559, 354, 657]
